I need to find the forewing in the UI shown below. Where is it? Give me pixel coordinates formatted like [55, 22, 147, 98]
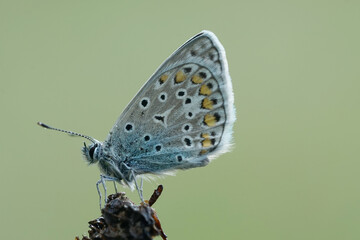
[105, 30, 235, 174]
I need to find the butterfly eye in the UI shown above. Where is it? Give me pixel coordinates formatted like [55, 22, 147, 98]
[89, 144, 98, 159]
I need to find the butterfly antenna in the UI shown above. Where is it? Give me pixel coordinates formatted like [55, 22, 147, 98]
[37, 122, 97, 143]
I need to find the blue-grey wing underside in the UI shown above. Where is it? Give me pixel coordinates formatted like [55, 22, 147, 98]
[105, 31, 235, 176]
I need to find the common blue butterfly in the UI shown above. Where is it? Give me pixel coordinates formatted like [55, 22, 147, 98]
[38, 30, 235, 205]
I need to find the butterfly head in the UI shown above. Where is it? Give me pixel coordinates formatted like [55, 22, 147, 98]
[83, 142, 103, 164]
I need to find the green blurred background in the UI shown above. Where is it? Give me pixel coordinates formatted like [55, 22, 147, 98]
[1, 0, 359, 239]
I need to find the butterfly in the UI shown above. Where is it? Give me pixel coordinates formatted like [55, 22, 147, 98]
[38, 30, 235, 205]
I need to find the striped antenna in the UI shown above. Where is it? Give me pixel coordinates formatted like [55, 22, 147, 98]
[37, 122, 97, 143]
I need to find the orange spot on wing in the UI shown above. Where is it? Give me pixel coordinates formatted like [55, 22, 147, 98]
[202, 98, 213, 110]
[200, 84, 211, 95]
[204, 113, 217, 127]
[191, 75, 203, 84]
[200, 149, 208, 155]
[202, 138, 212, 147]
[201, 133, 214, 148]
[201, 133, 210, 138]
[160, 74, 168, 83]
[175, 71, 186, 83]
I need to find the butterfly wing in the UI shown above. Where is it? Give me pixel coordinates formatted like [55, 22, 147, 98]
[105, 30, 235, 175]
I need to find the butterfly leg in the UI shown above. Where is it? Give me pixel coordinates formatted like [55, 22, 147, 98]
[138, 177, 144, 202]
[102, 176, 119, 200]
[96, 174, 107, 209]
[118, 162, 143, 202]
[131, 170, 144, 203]
[113, 181, 118, 193]
[140, 177, 143, 198]
[96, 175, 119, 209]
